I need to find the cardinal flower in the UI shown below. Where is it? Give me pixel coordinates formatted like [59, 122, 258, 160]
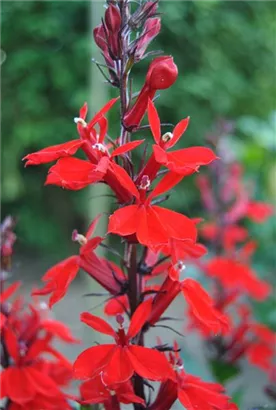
[108, 170, 197, 248]
[23, 98, 118, 167]
[137, 99, 217, 183]
[80, 375, 145, 407]
[33, 215, 123, 307]
[74, 298, 174, 384]
[0, 328, 66, 405]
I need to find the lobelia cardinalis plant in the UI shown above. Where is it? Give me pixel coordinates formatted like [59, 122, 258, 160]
[188, 126, 275, 407]
[13, 1, 253, 409]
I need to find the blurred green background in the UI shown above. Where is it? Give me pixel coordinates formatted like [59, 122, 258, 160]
[1, 1, 275, 281]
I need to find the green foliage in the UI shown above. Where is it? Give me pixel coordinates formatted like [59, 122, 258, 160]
[210, 359, 240, 384]
[1, 1, 90, 253]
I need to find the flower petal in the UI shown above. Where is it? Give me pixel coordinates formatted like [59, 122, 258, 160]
[23, 140, 84, 166]
[108, 205, 139, 236]
[111, 140, 145, 158]
[147, 99, 161, 144]
[127, 345, 174, 381]
[80, 312, 116, 337]
[127, 298, 152, 340]
[74, 344, 115, 379]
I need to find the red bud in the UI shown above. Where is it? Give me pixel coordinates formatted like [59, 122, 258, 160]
[105, 4, 121, 33]
[146, 56, 178, 90]
[93, 24, 107, 51]
[123, 56, 178, 129]
[134, 17, 161, 60]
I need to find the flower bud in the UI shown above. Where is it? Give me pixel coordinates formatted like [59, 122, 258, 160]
[123, 56, 178, 129]
[146, 56, 178, 90]
[129, 1, 158, 29]
[93, 24, 107, 52]
[134, 17, 161, 61]
[105, 4, 121, 33]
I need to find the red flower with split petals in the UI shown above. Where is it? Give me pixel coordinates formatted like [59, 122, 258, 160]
[45, 156, 109, 190]
[80, 375, 145, 407]
[108, 171, 197, 248]
[143, 99, 217, 179]
[33, 216, 104, 307]
[74, 299, 174, 384]
[0, 328, 65, 406]
[23, 140, 84, 166]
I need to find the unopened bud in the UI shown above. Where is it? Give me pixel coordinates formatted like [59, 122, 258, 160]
[105, 5, 121, 33]
[139, 175, 151, 190]
[72, 230, 87, 246]
[74, 117, 87, 127]
[146, 56, 178, 90]
[162, 132, 173, 143]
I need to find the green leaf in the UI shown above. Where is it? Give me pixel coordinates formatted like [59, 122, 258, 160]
[209, 359, 240, 383]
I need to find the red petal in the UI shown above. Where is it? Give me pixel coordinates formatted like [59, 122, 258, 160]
[102, 347, 134, 384]
[79, 102, 88, 119]
[45, 157, 106, 190]
[80, 377, 108, 403]
[153, 206, 197, 242]
[41, 319, 80, 343]
[109, 162, 140, 199]
[155, 146, 217, 174]
[147, 171, 183, 203]
[80, 312, 116, 337]
[127, 298, 152, 339]
[85, 214, 103, 239]
[5, 367, 35, 403]
[88, 97, 119, 128]
[4, 328, 19, 362]
[33, 256, 79, 307]
[23, 140, 84, 166]
[108, 205, 139, 236]
[0, 281, 21, 303]
[246, 201, 274, 223]
[147, 99, 161, 144]
[136, 206, 168, 247]
[97, 116, 108, 144]
[26, 367, 60, 397]
[80, 236, 102, 257]
[127, 345, 174, 381]
[166, 117, 190, 149]
[73, 344, 115, 379]
[0, 312, 6, 330]
[111, 140, 145, 158]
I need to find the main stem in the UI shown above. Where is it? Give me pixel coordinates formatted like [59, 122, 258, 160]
[127, 243, 146, 409]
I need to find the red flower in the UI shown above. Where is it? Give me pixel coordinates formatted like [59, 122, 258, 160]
[80, 375, 145, 407]
[33, 216, 104, 306]
[0, 328, 65, 405]
[140, 99, 217, 180]
[45, 156, 109, 190]
[207, 256, 271, 301]
[74, 299, 174, 384]
[23, 140, 84, 166]
[177, 371, 232, 410]
[123, 56, 178, 129]
[108, 170, 197, 248]
[246, 201, 274, 223]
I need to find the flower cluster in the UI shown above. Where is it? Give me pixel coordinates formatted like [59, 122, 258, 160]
[2, 1, 271, 409]
[190, 134, 275, 402]
[0, 217, 78, 410]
